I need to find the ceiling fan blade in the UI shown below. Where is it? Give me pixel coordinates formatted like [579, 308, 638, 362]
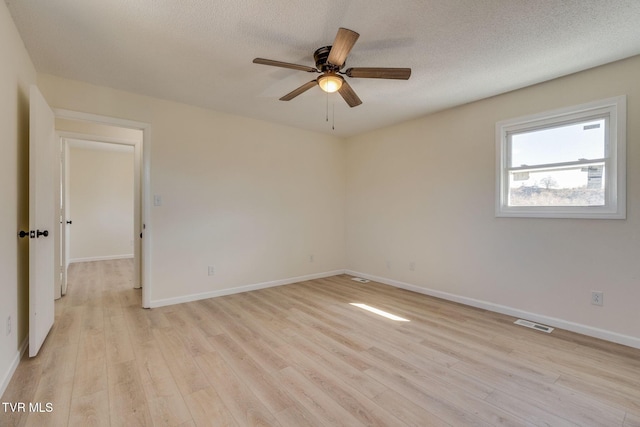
[280, 80, 318, 101]
[253, 58, 318, 73]
[328, 28, 360, 67]
[345, 67, 411, 80]
[337, 80, 362, 107]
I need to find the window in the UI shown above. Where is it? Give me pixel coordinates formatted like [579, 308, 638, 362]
[496, 96, 626, 219]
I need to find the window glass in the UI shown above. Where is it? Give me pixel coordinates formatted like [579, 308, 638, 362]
[508, 165, 605, 207]
[509, 118, 605, 167]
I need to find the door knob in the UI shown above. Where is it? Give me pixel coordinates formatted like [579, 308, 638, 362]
[36, 229, 49, 238]
[18, 230, 29, 238]
[66, 220, 72, 224]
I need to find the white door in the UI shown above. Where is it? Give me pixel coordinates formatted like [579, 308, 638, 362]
[29, 85, 56, 358]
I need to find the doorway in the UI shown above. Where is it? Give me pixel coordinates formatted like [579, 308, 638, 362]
[54, 111, 151, 308]
[61, 137, 136, 290]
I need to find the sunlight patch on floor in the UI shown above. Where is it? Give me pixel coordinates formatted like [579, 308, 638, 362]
[349, 303, 410, 322]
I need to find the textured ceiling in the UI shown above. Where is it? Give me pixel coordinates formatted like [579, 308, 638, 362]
[6, 0, 640, 137]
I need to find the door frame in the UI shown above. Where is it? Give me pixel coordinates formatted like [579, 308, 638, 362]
[54, 109, 152, 308]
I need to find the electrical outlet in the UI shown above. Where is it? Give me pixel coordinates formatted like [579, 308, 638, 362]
[386, 261, 391, 270]
[208, 266, 215, 276]
[6, 316, 11, 336]
[591, 291, 603, 306]
[409, 262, 415, 271]
[309, 254, 314, 263]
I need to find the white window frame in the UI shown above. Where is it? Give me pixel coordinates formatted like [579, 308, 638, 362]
[496, 96, 626, 219]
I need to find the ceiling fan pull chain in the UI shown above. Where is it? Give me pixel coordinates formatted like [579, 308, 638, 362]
[326, 90, 329, 122]
[332, 102, 335, 130]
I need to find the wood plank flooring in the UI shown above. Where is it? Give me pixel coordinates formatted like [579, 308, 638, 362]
[2, 259, 640, 426]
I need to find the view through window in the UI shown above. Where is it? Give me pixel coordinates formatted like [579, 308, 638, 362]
[508, 117, 606, 207]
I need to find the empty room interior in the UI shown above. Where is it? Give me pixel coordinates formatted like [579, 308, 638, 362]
[2, 1, 640, 426]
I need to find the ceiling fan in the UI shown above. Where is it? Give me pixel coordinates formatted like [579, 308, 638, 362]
[253, 28, 411, 107]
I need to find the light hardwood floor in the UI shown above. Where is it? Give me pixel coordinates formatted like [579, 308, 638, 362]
[2, 259, 640, 426]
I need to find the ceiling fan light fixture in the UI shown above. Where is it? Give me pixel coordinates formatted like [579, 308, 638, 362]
[254, 27, 410, 108]
[318, 74, 343, 93]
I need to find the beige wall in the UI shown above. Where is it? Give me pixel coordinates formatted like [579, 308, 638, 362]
[38, 73, 347, 304]
[68, 146, 134, 261]
[0, 1, 36, 394]
[345, 55, 640, 346]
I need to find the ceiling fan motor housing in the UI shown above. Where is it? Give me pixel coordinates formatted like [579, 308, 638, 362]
[314, 46, 343, 71]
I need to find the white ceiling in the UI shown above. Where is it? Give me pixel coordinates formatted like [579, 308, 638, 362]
[7, 0, 640, 137]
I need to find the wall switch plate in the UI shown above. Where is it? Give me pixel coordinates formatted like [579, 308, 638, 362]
[153, 194, 162, 206]
[591, 291, 603, 306]
[6, 316, 11, 336]
[309, 254, 314, 263]
[208, 266, 215, 276]
[409, 262, 415, 271]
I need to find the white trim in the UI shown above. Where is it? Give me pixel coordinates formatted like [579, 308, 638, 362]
[69, 255, 134, 263]
[149, 270, 345, 308]
[59, 131, 140, 147]
[345, 270, 640, 350]
[55, 109, 148, 130]
[0, 336, 28, 398]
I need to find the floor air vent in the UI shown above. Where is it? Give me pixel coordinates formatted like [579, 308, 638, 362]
[351, 277, 370, 283]
[514, 319, 554, 333]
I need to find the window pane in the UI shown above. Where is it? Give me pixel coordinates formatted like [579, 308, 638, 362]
[510, 118, 605, 167]
[509, 164, 605, 207]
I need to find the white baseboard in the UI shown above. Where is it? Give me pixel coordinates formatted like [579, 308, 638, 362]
[0, 335, 28, 399]
[346, 270, 640, 350]
[69, 254, 134, 263]
[149, 269, 346, 308]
